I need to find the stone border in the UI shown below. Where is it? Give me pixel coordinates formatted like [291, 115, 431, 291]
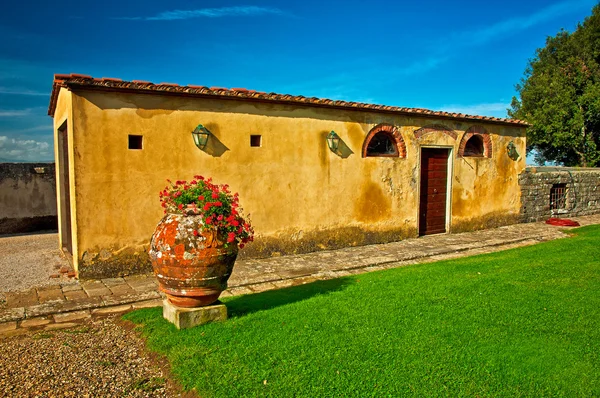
[4, 214, 599, 337]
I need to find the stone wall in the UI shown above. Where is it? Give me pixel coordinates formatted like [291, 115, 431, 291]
[0, 163, 58, 234]
[519, 167, 600, 222]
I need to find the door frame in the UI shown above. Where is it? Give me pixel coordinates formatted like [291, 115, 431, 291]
[56, 120, 73, 256]
[417, 145, 454, 235]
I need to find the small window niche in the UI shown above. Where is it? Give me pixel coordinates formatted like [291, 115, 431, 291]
[250, 135, 262, 147]
[365, 132, 398, 157]
[463, 135, 484, 157]
[128, 135, 143, 150]
[550, 183, 567, 211]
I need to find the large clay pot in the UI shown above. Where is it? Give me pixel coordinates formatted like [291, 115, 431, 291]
[149, 212, 238, 307]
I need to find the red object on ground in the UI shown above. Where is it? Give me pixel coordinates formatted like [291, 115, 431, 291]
[545, 218, 580, 227]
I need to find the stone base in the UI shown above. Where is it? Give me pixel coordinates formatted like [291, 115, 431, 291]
[162, 299, 227, 330]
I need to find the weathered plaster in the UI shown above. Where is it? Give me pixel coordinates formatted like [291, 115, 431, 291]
[0, 163, 58, 234]
[52, 88, 77, 267]
[53, 88, 526, 277]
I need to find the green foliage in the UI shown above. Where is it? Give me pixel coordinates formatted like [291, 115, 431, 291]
[510, 5, 600, 166]
[159, 175, 254, 247]
[125, 226, 600, 397]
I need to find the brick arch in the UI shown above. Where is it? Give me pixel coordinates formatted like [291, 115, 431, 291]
[458, 125, 493, 158]
[413, 124, 457, 140]
[362, 123, 406, 158]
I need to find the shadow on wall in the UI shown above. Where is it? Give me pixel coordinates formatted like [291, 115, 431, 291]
[83, 91, 526, 139]
[223, 277, 355, 318]
[333, 139, 354, 159]
[202, 123, 229, 157]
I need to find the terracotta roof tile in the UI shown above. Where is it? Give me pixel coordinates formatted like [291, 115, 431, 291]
[47, 73, 529, 126]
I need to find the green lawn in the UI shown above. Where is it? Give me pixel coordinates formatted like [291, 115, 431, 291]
[124, 225, 600, 397]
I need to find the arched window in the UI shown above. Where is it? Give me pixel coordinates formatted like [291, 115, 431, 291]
[362, 123, 406, 158]
[366, 132, 398, 156]
[458, 125, 492, 158]
[463, 135, 484, 157]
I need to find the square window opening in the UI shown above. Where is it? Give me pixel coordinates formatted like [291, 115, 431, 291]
[550, 183, 567, 210]
[128, 135, 143, 150]
[250, 135, 262, 147]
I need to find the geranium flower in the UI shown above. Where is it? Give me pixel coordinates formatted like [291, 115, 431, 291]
[159, 175, 253, 248]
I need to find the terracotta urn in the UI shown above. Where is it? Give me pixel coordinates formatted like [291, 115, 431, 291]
[149, 210, 238, 307]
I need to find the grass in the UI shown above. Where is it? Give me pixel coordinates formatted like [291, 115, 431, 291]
[124, 225, 600, 397]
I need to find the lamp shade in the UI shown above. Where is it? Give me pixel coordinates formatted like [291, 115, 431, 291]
[192, 124, 211, 149]
[327, 130, 340, 152]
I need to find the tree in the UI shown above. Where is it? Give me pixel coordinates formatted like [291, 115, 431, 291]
[509, 5, 600, 167]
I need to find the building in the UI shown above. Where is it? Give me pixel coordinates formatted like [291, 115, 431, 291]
[48, 73, 527, 278]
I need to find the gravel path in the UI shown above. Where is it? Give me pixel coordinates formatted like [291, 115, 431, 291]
[0, 233, 75, 297]
[0, 316, 192, 397]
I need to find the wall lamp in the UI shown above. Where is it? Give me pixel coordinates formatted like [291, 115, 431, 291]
[327, 131, 340, 152]
[192, 124, 211, 149]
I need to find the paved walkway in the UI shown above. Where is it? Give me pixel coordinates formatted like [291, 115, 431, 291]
[2, 215, 600, 336]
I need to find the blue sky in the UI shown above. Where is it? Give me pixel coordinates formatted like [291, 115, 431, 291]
[0, 0, 597, 162]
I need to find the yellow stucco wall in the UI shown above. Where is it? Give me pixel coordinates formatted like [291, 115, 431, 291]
[52, 88, 77, 264]
[56, 88, 525, 277]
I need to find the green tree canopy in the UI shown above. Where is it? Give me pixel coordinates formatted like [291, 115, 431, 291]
[510, 5, 600, 167]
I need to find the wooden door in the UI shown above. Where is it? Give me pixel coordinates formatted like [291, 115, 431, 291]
[419, 148, 449, 236]
[57, 122, 73, 254]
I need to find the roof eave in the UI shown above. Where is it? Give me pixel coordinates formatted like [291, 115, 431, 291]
[48, 75, 530, 128]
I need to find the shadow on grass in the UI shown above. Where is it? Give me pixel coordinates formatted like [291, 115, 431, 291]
[223, 277, 355, 318]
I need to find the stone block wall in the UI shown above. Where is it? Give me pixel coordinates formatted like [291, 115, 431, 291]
[519, 167, 600, 222]
[0, 163, 58, 234]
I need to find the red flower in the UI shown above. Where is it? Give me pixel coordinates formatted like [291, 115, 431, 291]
[239, 243, 245, 249]
[227, 232, 236, 243]
[159, 176, 253, 246]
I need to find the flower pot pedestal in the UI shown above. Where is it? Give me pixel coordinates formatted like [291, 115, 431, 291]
[162, 299, 227, 330]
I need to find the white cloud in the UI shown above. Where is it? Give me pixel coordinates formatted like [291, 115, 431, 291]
[454, 0, 596, 47]
[394, 55, 450, 76]
[396, 0, 596, 76]
[439, 102, 510, 118]
[117, 6, 287, 21]
[0, 135, 53, 161]
[0, 108, 34, 117]
[3, 125, 51, 134]
[0, 87, 47, 96]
